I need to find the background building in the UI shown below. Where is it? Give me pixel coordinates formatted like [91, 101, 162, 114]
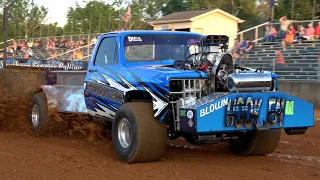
[149, 9, 245, 47]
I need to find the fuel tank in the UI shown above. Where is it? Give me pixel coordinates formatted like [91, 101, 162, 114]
[227, 73, 272, 92]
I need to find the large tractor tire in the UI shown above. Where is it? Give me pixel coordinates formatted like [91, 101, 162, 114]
[29, 92, 51, 136]
[228, 129, 281, 156]
[112, 102, 168, 163]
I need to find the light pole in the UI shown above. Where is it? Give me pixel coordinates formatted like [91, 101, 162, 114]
[312, 0, 316, 20]
[291, 0, 295, 20]
[3, 0, 18, 68]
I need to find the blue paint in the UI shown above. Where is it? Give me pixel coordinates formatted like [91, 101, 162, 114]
[84, 31, 205, 121]
[82, 30, 314, 135]
[187, 92, 315, 133]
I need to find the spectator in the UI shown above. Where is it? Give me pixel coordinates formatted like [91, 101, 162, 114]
[296, 25, 306, 41]
[28, 40, 33, 48]
[34, 39, 42, 49]
[289, 25, 296, 40]
[275, 50, 285, 71]
[79, 37, 87, 46]
[232, 51, 245, 67]
[54, 37, 60, 47]
[6, 46, 13, 55]
[281, 30, 294, 50]
[241, 38, 254, 54]
[279, 16, 297, 39]
[316, 22, 320, 40]
[16, 41, 23, 52]
[305, 23, 315, 40]
[239, 40, 247, 50]
[58, 38, 66, 48]
[264, 26, 277, 42]
[46, 38, 53, 50]
[69, 41, 75, 49]
[264, 26, 271, 41]
[23, 47, 33, 59]
[68, 49, 83, 60]
[231, 38, 240, 53]
[91, 36, 97, 45]
[20, 41, 28, 52]
[11, 40, 18, 52]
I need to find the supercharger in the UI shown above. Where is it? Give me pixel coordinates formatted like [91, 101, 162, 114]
[173, 35, 274, 99]
[207, 52, 274, 93]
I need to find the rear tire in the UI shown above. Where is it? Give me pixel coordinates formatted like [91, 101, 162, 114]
[112, 102, 168, 163]
[29, 92, 51, 136]
[228, 129, 281, 156]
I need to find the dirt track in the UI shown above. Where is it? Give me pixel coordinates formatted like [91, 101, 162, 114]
[0, 110, 319, 180]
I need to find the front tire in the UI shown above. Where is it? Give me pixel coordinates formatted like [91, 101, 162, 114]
[112, 102, 167, 163]
[29, 92, 51, 136]
[228, 129, 281, 156]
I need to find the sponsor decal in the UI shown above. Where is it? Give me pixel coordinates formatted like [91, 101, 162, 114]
[188, 119, 194, 127]
[0, 59, 84, 70]
[225, 96, 285, 128]
[85, 81, 124, 104]
[187, 110, 194, 119]
[128, 36, 142, 42]
[200, 98, 228, 117]
[180, 109, 186, 116]
[285, 100, 294, 115]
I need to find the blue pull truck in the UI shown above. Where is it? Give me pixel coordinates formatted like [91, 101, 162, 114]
[29, 30, 314, 163]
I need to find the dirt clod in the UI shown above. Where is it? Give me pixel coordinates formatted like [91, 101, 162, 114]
[0, 67, 109, 141]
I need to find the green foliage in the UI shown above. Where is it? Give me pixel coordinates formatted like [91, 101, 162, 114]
[63, 1, 119, 35]
[121, 0, 167, 30]
[0, 0, 63, 40]
[179, 0, 262, 30]
[0, 0, 318, 41]
[274, 0, 316, 21]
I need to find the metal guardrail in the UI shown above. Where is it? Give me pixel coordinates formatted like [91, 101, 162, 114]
[47, 43, 93, 61]
[0, 39, 14, 51]
[237, 22, 271, 43]
[14, 33, 101, 44]
[235, 19, 320, 44]
[0, 39, 14, 46]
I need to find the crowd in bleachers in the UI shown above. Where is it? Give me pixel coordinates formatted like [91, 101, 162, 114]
[3, 35, 99, 60]
[263, 16, 320, 50]
[231, 17, 320, 71]
[228, 17, 320, 81]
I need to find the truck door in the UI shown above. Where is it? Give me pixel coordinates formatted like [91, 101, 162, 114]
[84, 34, 122, 120]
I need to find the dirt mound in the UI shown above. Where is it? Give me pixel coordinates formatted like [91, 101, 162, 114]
[0, 67, 45, 133]
[0, 67, 110, 142]
[48, 112, 111, 142]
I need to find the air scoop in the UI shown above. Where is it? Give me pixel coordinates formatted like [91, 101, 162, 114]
[227, 73, 272, 92]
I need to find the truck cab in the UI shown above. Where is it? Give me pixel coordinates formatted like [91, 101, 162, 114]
[84, 30, 205, 121]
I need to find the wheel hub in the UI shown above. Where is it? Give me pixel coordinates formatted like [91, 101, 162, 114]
[118, 118, 132, 148]
[31, 105, 40, 127]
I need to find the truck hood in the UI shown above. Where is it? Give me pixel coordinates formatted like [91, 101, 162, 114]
[128, 65, 207, 79]
[126, 65, 207, 85]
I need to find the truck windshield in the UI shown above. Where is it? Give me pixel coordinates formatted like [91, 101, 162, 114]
[124, 34, 202, 62]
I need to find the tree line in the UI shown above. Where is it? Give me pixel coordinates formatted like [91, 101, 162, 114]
[0, 0, 319, 40]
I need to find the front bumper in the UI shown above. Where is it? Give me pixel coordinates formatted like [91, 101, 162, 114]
[179, 92, 314, 133]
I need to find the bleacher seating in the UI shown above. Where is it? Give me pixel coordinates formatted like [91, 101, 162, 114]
[7, 46, 95, 60]
[240, 39, 320, 81]
[3, 30, 320, 82]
